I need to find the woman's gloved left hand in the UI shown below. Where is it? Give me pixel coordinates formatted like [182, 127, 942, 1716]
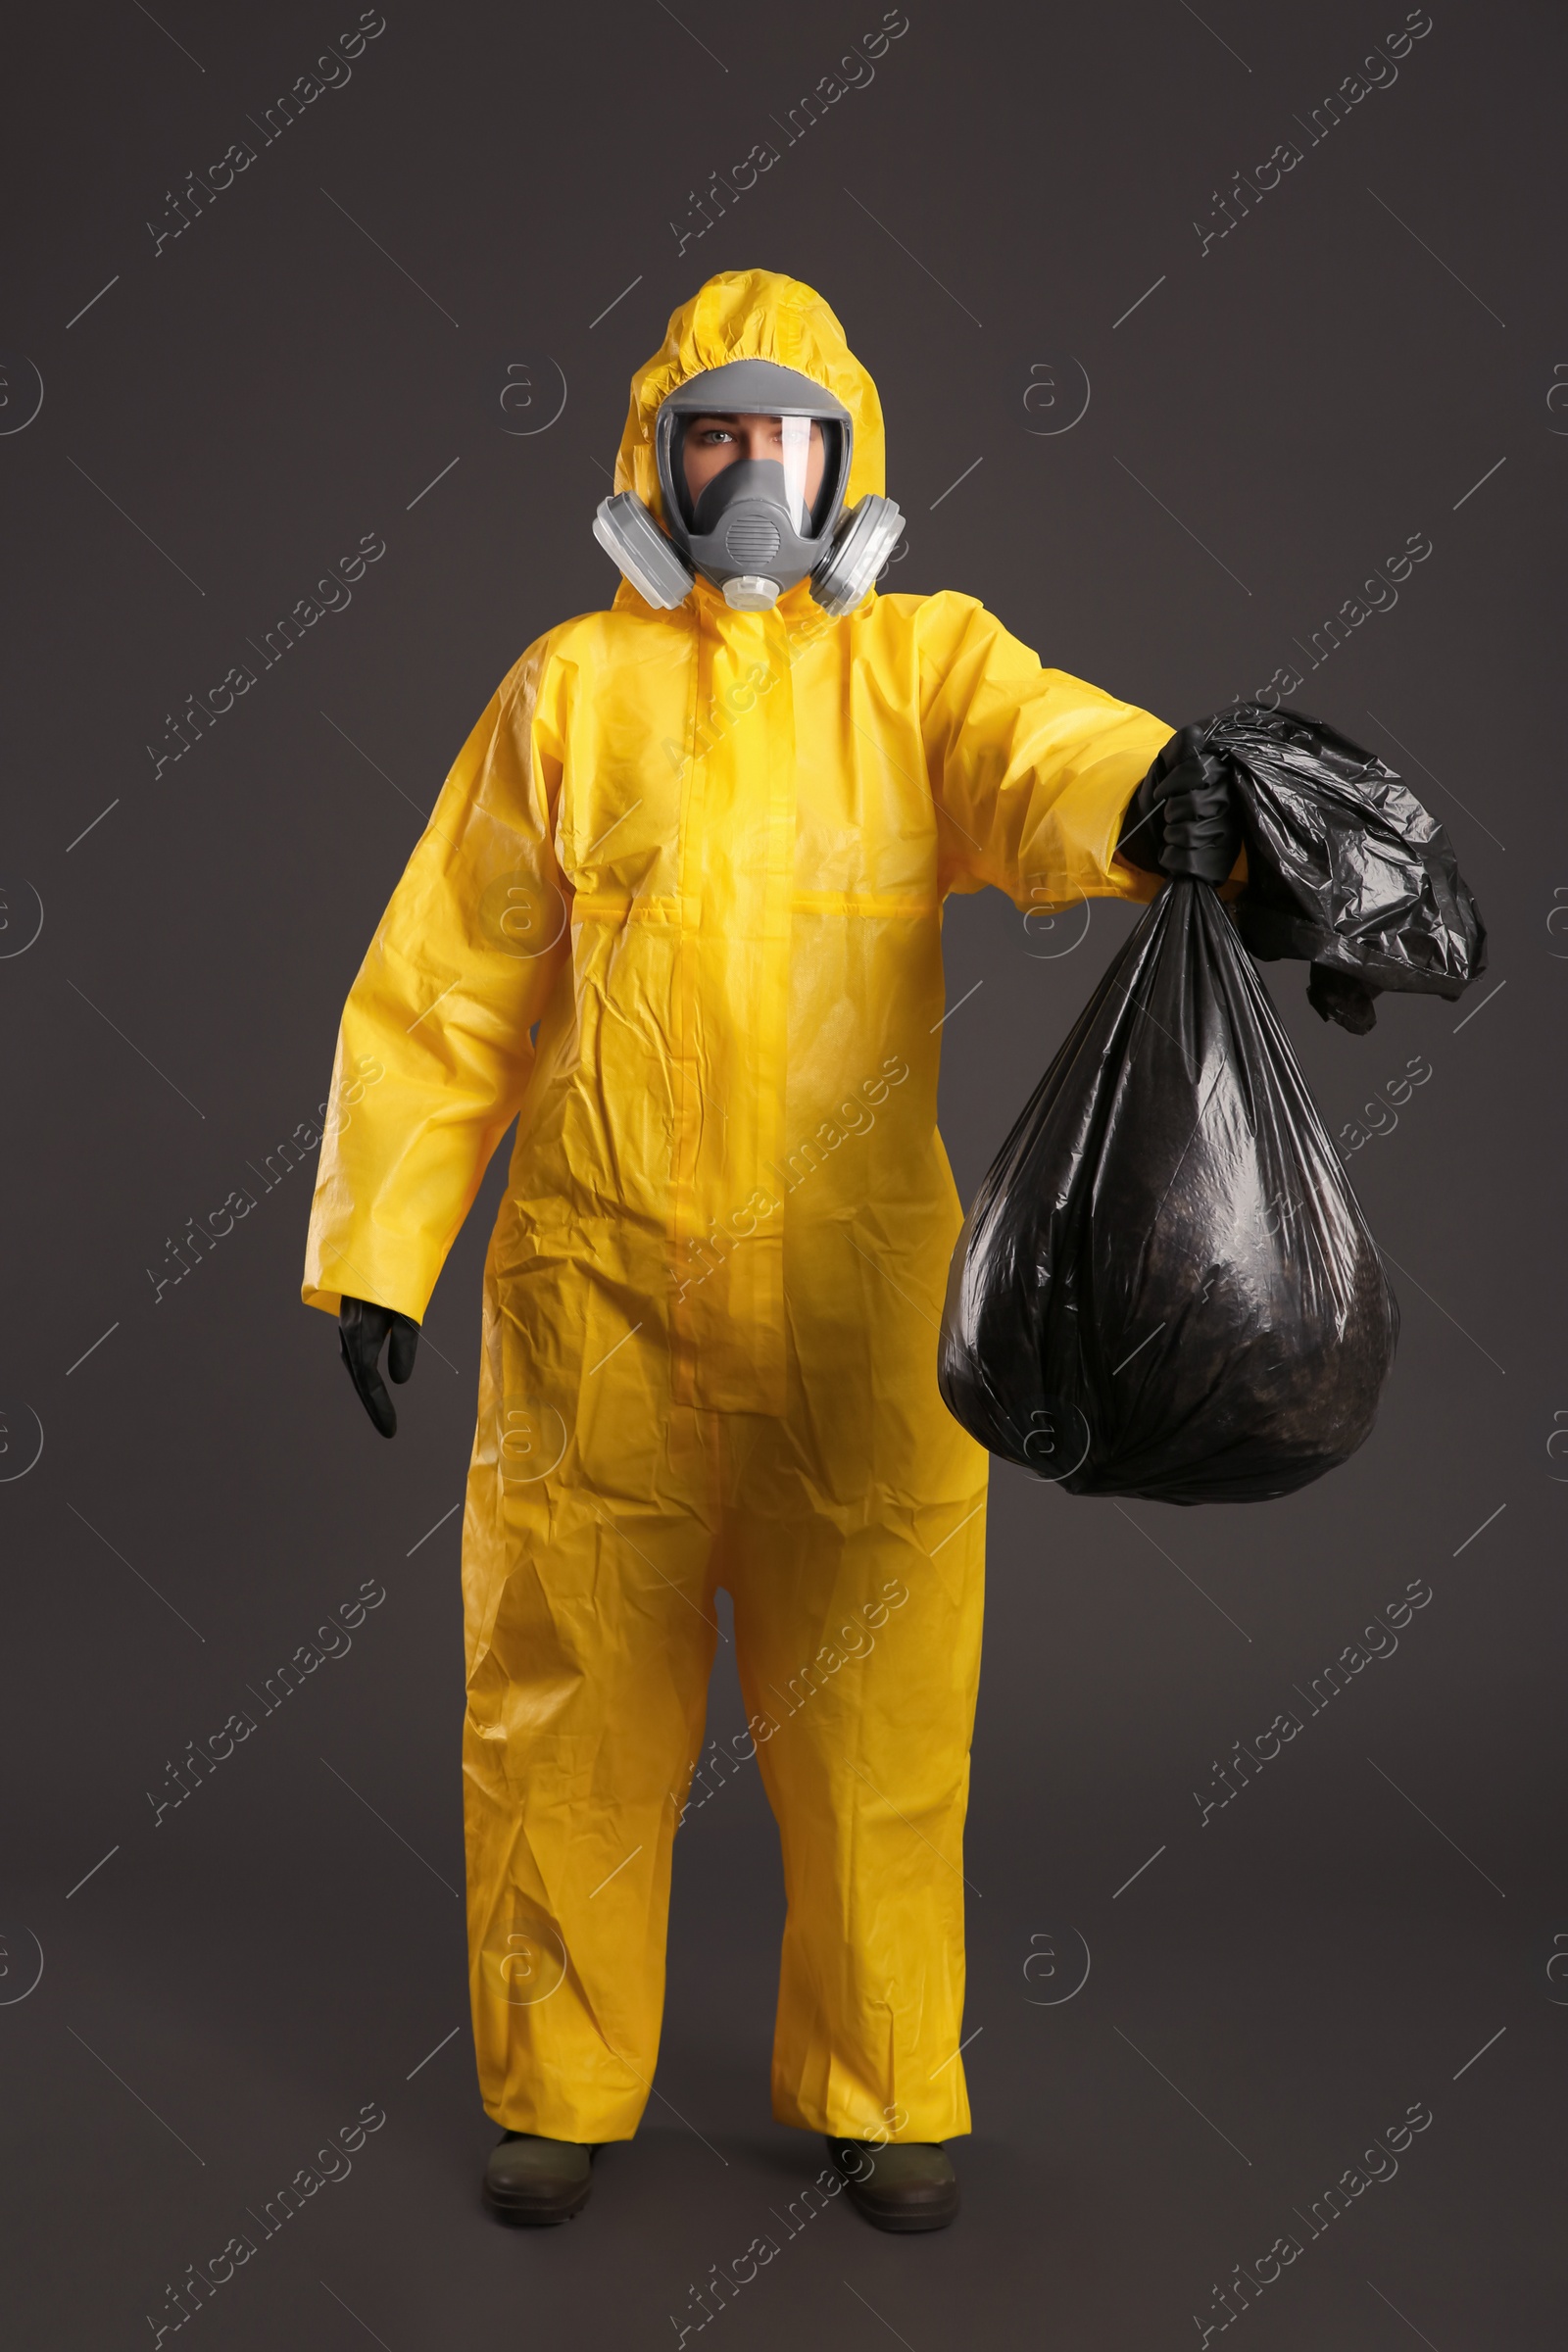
[1118, 719, 1241, 884]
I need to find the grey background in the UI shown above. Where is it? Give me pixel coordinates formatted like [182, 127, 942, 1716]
[2, 0, 1561, 2343]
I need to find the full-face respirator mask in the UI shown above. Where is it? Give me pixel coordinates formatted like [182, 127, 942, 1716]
[593, 359, 904, 617]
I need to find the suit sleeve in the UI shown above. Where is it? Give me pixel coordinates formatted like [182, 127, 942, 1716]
[915, 591, 1174, 908]
[302, 639, 569, 1321]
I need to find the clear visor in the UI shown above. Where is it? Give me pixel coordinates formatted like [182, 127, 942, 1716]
[777, 412, 812, 530]
[681, 412, 820, 533]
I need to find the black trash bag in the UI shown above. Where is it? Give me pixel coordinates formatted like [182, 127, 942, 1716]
[937, 879, 1398, 1504]
[1210, 704, 1487, 1032]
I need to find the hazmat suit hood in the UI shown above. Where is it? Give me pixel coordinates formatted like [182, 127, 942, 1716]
[608, 270, 889, 613]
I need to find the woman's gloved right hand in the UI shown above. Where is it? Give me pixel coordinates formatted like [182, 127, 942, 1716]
[1118, 719, 1241, 884]
[338, 1296, 419, 1438]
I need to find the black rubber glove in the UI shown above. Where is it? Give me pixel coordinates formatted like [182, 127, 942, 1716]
[1118, 720, 1241, 884]
[338, 1296, 419, 1439]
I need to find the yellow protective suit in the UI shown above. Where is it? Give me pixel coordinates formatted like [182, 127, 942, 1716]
[303, 270, 1169, 2145]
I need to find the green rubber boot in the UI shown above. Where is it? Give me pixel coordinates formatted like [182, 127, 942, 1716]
[825, 2136, 960, 2232]
[483, 2131, 595, 2225]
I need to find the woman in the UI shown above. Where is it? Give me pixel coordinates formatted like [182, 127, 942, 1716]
[304, 268, 1220, 2230]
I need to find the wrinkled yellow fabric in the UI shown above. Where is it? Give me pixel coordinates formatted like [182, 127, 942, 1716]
[303, 269, 1170, 2142]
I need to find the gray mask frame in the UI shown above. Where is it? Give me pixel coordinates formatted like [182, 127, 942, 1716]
[655, 361, 855, 610]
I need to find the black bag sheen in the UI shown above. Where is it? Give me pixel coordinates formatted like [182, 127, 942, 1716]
[1209, 703, 1486, 1012]
[937, 878, 1398, 1504]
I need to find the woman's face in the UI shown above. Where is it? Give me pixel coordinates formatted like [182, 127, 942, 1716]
[680, 413, 826, 512]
